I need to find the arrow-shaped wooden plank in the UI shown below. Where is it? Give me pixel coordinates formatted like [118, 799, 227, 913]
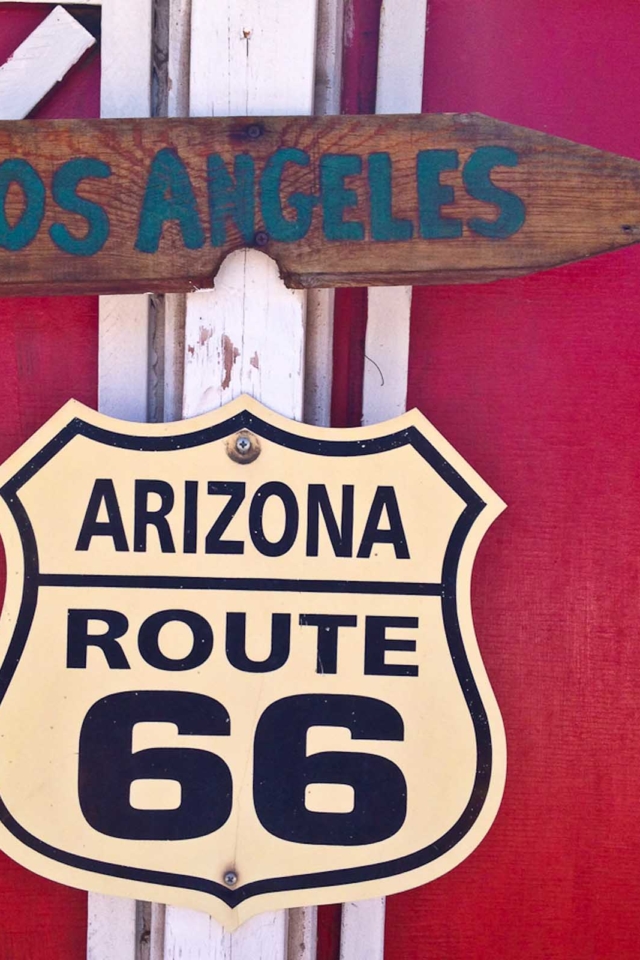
[1, 112, 640, 296]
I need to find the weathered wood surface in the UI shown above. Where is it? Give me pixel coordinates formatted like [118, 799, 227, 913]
[1, 112, 640, 296]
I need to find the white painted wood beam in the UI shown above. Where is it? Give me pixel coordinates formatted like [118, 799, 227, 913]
[340, 898, 386, 960]
[305, 0, 344, 428]
[344, 1, 428, 958]
[87, 896, 137, 960]
[182, 250, 305, 419]
[97, 0, 154, 428]
[158, 0, 192, 423]
[0, 5, 95, 120]
[91, 1, 154, 957]
[161, 2, 318, 959]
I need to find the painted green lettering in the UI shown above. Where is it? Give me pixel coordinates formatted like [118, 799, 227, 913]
[320, 154, 364, 241]
[0, 159, 45, 252]
[260, 148, 316, 242]
[463, 146, 525, 239]
[417, 149, 462, 239]
[368, 153, 413, 241]
[49, 158, 111, 257]
[208, 153, 255, 246]
[135, 147, 205, 254]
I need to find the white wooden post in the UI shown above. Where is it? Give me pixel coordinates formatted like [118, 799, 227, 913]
[98, 0, 153, 426]
[361, 0, 428, 426]
[91, 2, 154, 958]
[305, 0, 344, 427]
[159, 2, 318, 959]
[341, 1, 428, 958]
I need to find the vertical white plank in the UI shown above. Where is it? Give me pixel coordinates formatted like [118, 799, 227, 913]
[98, 293, 151, 421]
[361, 284, 413, 425]
[161, 0, 192, 422]
[100, 0, 153, 119]
[165, 908, 231, 960]
[288, 901, 318, 960]
[97, 0, 154, 425]
[361, 0, 428, 426]
[148, 902, 167, 960]
[87, 896, 137, 960]
[164, 909, 289, 960]
[305, 0, 344, 427]
[182, 250, 304, 418]
[91, 1, 154, 957]
[340, 899, 386, 960]
[167, 0, 192, 118]
[162, 2, 318, 959]
[189, 0, 316, 117]
[343, 1, 428, 958]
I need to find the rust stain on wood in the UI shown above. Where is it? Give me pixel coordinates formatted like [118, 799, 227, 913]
[221, 334, 239, 391]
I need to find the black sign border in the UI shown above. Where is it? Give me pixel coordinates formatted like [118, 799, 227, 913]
[0, 407, 491, 908]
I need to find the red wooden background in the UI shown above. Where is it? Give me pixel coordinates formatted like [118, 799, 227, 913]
[2, 2, 640, 958]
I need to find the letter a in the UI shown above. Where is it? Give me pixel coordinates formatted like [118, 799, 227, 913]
[76, 479, 129, 552]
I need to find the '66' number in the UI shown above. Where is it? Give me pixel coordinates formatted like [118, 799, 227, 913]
[78, 692, 407, 846]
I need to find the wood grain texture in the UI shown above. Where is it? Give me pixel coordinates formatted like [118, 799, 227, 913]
[2, 112, 640, 295]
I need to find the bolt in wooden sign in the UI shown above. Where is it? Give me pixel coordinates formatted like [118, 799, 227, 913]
[0, 396, 505, 928]
[1, 112, 639, 295]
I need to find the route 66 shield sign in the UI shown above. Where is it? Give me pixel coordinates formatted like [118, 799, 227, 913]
[0, 395, 506, 929]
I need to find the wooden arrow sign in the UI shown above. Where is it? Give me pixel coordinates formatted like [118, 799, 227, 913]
[0, 112, 639, 296]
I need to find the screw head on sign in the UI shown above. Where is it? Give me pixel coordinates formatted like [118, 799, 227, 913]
[224, 871, 238, 887]
[246, 123, 263, 140]
[227, 431, 261, 464]
[254, 231, 270, 247]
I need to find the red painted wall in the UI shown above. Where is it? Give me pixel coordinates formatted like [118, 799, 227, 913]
[384, 2, 640, 958]
[0, 5, 98, 956]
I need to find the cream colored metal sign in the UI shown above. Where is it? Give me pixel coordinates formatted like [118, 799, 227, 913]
[0, 396, 506, 929]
